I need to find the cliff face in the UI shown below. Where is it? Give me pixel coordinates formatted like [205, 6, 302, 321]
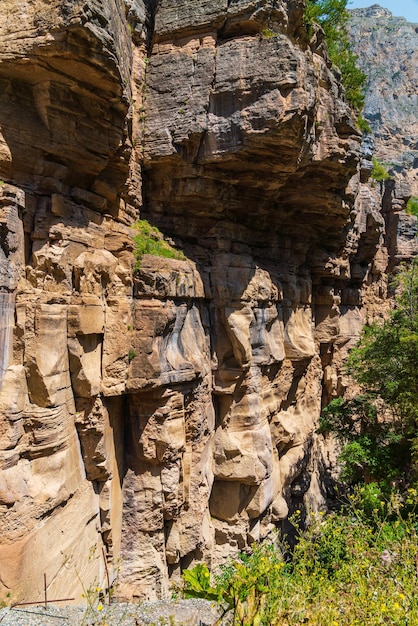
[349, 4, 418, 267]
[0, 0, 387, 603]
[349, 4, 418, 188]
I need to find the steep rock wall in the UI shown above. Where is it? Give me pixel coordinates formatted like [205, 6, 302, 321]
[0, 0, 138, 603]
[0, 0, 387, 603]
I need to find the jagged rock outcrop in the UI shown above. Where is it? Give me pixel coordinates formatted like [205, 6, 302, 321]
[0, 0, 390, 604]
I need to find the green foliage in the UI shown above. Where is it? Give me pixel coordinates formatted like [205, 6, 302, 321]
[319, 395, 408, 483]
[406, 196, 418, 218]
[357, 114, 371, 134]
[305, 0, 366, 110]
[260, 27, 278, 39]
[128, 348, 137, 362]
[182, 563, 219, 602]
[321, 261, 418, 484]
[183, 545, 282, 626]
[348, 261, 418, 423]
[182, 494, 418, 624]
[371, 157, 391, 182]
[132, 220, 185, 268]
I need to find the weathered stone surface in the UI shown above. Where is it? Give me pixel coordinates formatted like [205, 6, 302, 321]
[349, 6, 418, 268]
[0, 0, 139, 604]
[349, 6, 418, 196]
[0, 0, 408, 607]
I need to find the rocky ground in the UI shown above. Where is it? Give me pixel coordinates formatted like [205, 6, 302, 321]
[0, 599, 223, 626]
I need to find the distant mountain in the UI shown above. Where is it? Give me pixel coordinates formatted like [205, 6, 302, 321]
[349, 4, 418, 195]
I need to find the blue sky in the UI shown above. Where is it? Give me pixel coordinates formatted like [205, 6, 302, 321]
[348, 0, 418, 22]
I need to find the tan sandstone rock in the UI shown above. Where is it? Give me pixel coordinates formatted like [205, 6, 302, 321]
[0, 0, 403, 606]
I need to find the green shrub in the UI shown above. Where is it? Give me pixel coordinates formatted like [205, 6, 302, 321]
[183, 496, 418, 625]
[183, 543, 284, 626]
[128, 348, 137, 362]
[371, 157, 391, 182]
[319, 394, 409, 484]
[132, 219, 185, 268]
[357, 114, 371, 134]
[406, 196, 418, 217]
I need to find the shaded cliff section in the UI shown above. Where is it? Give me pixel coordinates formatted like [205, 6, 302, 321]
[0, 0, 388, 603]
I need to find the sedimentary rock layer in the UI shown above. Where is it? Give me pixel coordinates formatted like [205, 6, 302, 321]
[0, 0, 390, 603]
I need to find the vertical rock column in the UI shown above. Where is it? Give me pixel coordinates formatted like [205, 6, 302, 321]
[0, 185, 24, 390]
[121, 256, 214, 599]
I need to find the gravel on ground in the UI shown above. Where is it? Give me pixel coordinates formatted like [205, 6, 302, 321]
[0, 599, 226, 626]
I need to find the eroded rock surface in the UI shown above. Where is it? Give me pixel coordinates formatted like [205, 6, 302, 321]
[349, 5, 418, 192]
[0, 0, 393, 604]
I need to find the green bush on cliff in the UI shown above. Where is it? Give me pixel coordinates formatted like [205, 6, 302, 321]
[132, 219, 185, 268]
[371, 157, 391, 182]
[305, 0, 366, 111]
[406, 196, 418, 217]
[357, 114, 372, 134]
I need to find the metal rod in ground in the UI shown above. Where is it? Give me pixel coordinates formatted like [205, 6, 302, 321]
[10, 608, 69, 620]
[102, 546, 111, 604]
[13, 598, 75, 607]
[44, 573, 47, 610]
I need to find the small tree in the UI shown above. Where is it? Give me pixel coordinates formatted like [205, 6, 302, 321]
[305, 0, 366, 111]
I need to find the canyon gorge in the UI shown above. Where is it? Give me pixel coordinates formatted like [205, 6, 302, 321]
[0, 0, 416, 605]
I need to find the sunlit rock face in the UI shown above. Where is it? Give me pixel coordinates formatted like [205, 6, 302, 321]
[0, 0, 389, 604]
[349, 6, 418, 268]
[0, 0, 137, 604]
[349, 4, 418, 194]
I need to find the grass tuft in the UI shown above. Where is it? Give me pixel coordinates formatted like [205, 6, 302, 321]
[132, 220, 185, 269]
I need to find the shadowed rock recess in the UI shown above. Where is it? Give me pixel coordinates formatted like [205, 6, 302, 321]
[0, 0, 393, 604]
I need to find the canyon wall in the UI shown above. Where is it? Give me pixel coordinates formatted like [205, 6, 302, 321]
[0, 0, 393, 603]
